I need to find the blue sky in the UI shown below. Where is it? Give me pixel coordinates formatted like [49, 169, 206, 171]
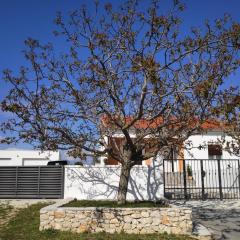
[0, 0, 240, 149]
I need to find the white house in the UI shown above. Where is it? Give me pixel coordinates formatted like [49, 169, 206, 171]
[95, 117, 240, 199]
[99, 117, 239, 167]
[0, 149, 60, 166]
[165, 131, 238, 172]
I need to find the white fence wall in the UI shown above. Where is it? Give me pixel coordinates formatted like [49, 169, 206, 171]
[64, 165, 164, 201]
[0, 150, 60, 166]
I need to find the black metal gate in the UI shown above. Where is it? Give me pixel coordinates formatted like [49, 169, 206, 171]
[0, 166, 64, 199]
[163, 159, 240, 200]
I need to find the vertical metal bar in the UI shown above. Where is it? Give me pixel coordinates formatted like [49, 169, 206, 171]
[233, 160, 237, 199]
[200, 160, 205, 200]
[170, 148, 174, 172]
[38, 166, 40, 198]
[169, 161, 173, 199]
[15, 167, 18, 197]
[209, 159, 212, 198]
[226, 160, 230, 199]
[232, 160, 235, 199]
[194, 160, 196, 199]
[183, 159, 187, 200]
[192, 160, 194, 198]
[222, 160, 226, 199]
[163, 159, 166, 198]
[231, 160, 234, 199]
[173, 160, 176, 198]
[61, 166, 65, 199]
[225, 159, 229, 199]
[189, 160, 191, 198]
[210, 160, 213, 199]
[238, 160, 240, 199]
[212, 160, 215, 199]
[233, 160, 236, 199]
[218, 159, 223, 200]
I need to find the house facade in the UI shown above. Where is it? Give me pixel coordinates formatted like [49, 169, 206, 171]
[97, 118, 240, 199]
[98, 119, 239, 170]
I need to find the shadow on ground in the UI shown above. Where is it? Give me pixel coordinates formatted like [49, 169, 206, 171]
[172, 200, 240, 240]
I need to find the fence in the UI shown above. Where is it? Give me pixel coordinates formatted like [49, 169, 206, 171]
[2, 161, 238, 201]
[64, 165, 164, 201]
[163, 159, 240, 200]
[0, 166, 64, 199]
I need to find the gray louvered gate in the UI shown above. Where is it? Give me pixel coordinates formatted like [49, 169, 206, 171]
[0, 166, 64, 199]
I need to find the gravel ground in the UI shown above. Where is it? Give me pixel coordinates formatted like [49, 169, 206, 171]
[172, 200, 240, 240]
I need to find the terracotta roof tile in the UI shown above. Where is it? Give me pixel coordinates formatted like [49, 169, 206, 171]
[101, 115, 225, 131]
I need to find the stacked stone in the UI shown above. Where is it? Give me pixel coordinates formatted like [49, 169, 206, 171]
[40, 200, 192, 234]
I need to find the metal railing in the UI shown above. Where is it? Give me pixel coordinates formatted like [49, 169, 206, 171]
[163, 159, 240, 200]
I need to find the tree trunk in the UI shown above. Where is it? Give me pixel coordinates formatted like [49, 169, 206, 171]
[117, 163, 131, 204]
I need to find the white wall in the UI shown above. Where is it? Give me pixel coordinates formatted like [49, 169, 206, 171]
[184, 132, 238, 160]
[0, 150, 60, 166]
[64, 165, 164, 201]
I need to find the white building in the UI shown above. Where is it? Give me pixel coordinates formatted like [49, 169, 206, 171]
[0, 149, 60, 166]
[99, 117, 240, 167]
[184, 132, 237, 160]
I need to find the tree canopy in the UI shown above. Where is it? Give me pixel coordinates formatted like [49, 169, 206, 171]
[1, 0, 240, 203]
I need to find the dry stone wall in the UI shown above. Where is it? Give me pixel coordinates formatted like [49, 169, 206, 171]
[40, 199, 192, 234]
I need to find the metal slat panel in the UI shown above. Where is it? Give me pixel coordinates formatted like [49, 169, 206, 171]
[0, 166, 64, 199]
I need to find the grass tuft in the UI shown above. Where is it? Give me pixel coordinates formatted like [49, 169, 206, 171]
[63, 199, 169, 208]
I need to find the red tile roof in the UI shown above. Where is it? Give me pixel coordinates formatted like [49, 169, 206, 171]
[101, 115, 225, 131]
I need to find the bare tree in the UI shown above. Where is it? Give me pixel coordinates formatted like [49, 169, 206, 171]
[1, 0, 240, 204]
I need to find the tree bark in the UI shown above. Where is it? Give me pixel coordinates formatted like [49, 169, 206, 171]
[117, 163, 131, 204]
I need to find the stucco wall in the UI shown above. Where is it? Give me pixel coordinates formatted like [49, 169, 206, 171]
[184, 132, 238, 160]
[64, 165, 164, 201]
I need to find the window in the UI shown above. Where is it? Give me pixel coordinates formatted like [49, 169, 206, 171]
[208, 144, 222, 160]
